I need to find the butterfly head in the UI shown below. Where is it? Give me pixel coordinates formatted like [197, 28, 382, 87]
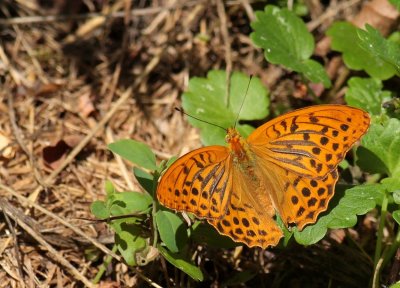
[226, 128, 250, 162]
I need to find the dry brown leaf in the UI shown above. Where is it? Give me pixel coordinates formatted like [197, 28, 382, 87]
[78, 93, 96, 118]
[0, 131, 15, 160]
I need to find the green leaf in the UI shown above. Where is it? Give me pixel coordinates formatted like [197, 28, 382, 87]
[356, 146, 389, 175]
[134, 167, 155, 196]
[381, 177, 400, 193]
[182, 70, 269, 145]
[112, 219, 147, 266]
[345, 77, 391, 115]
[104, 180, 115, 197]
[158, 245, 204, 281]
[357, 24, 400, 74]
[297, 59, 331, 88]
[390, 282, 400, 288]
[294, 184, 383, 245]
[276, 214, 293, 247]
[191, 222, 237, 248]
[327, 22, 396, 79]
[251, 5, 330, 87]
[358, 119, 400, 177]
[90, 200, 109, 219]
[393, 210, 400, 225]
[156, 210, 188, 253]
[108, 139, 157, 170]
[393, 190, 400, 204]
[390, 0, 400, 11]
[110, 191, 152, 216]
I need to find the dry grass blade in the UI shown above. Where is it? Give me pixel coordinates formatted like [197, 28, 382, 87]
[0, 183, 120, 261]
[0, 198, 94, 287]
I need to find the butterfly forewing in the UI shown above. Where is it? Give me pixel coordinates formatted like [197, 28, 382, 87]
[157, 146, 232, 219]
[248, 105, 370, 178]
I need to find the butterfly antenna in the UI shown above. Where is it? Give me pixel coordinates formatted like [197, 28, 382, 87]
[234, 75, 253, 128]
[175, 107, 226, 131]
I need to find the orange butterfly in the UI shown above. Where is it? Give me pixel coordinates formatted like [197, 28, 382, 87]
[157, 105, 370, 248]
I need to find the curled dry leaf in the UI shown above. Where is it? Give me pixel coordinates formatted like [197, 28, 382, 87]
[42, 135, 82, 170]
[34, 82, 62, 97]
[0, 131, 15, 160]
[78, 93, 95, 118]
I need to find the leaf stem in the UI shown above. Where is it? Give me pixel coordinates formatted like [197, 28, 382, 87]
[372, 192, 388, 287]
[93, 244, 118, 284]
[152, 171, 160, 248]
[383, 226, 400, 268]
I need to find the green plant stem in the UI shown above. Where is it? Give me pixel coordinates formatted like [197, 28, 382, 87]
[152, 171, 160, 247]
[93, 244, 118, 284]
[382, 227, 400, 269]
[152, 199, 159, 247]
[372, 193, 388, 288]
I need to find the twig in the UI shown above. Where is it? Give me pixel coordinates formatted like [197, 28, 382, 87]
[0, 198, 95, 287]
[307, 0, 362, 31]
[216, 0, 232, 107]
[240, 0, 255, 21]
[0, 183, 121, 261]
[7, 92, 47, 189]
[0, 2, 199, 25]
[0, 200, 25, 288]
[133, 268, 164, 288]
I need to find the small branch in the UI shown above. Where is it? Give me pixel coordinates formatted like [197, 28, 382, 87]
[216, 0, 232, 108]
[0, 2, 199, 25]
[0, 199, 95, 287]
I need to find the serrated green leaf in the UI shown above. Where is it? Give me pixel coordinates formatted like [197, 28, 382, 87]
[108, 139, 157, 170]
[158, 245, 204, 281]
[134, 167, 155, 196]
[112, 220, 147, 266]
[191, 222, 237, 248]
[345, 77, 391, 115]
[182, 70, 269, 145]
[251, 5, 330, 87]
[294, 184, 383, 245]
[357, 24, 400, 74]
[90, 200, 109, 219]
[358, 119, 400, 177]
[110, 191, 152, 216]
[327, 22, 396, 79]
[156, 210, 188, 253]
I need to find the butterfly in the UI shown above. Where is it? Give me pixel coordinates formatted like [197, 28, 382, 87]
[157, 105, 370, 248]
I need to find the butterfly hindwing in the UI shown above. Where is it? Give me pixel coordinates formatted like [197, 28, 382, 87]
[208, 164, 283, 248]
[157, 146, 232, 219]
